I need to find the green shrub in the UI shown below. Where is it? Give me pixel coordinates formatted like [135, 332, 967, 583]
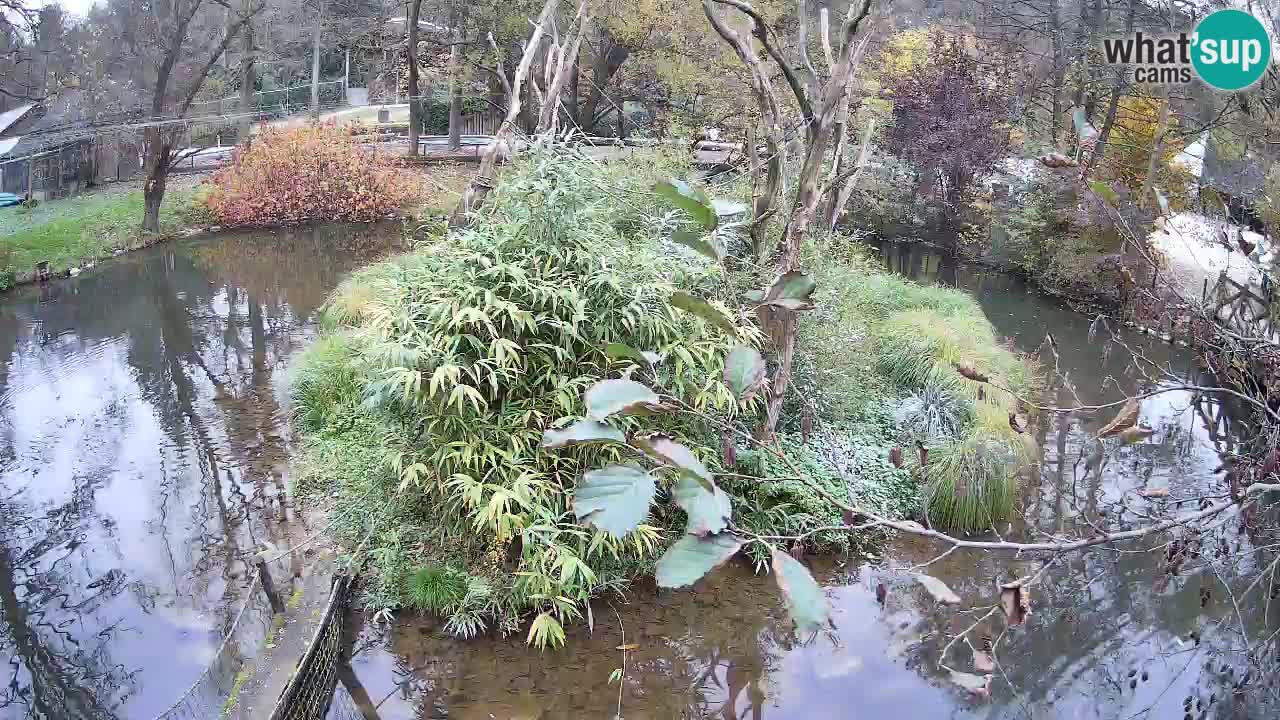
[294, 145, 736, 644]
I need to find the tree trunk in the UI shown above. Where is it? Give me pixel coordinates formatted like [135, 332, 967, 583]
[568, 60, 579, 126]
[448, 35, 463, 150]
[538, 0, 592, 133]
[406, 0, 423, 155]
[142, 128, 171, 233]
[1048, 0, 1062, 146]
[1084, 0, 1133, 176]
[311, 0, 323, 117]
[1138, 95, 1170, 210]
[239, 0, 256, 136]
[450, 0, 558, 226]
[580, 37, 628, 134]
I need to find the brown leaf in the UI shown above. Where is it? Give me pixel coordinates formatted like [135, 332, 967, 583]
[954, 363, 989, 383]
[889, 447, 904, 468]
[1118, 425, 1155, 444]
[1000, 583, 1030, 626]
[948, 670, 992, 697]
[918, 444, 930, 467]
[875, 582, 887, 604]
[616, 643, 639, 651]
[973, 649, 995, 673]
[1097, 398, 1140, 438]
[1137, 487, 1170, 498]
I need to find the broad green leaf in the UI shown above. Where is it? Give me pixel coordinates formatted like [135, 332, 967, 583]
[604, 342, 653, 366]
[541, 419, 626, 449]
[655, 532, 743, 588]
[914, 574, 962, 605]
[670, 228, 724, 262]
[761, 270, 817, 311]
[772, 550, 830, 634]
[723, 345, 766, 400]
[584, 379, 660, 420]
[654, 179, 716, 229]
[573, 464, 657, 538]
[1089, 180, 1118, 208]
[672, 475, 732, 536]
[711, 199, 749, 217]
[670, 291, 738, 336]
[631, 433, 713, 486]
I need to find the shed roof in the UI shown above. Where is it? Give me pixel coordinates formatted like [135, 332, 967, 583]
[0, 104, 36, 136]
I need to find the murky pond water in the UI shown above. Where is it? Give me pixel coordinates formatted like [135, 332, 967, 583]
[0, 223, 403, 719]
[334, 241, 1279, 720]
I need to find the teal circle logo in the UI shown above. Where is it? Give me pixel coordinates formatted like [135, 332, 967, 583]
[1192, 9, 1271, 91]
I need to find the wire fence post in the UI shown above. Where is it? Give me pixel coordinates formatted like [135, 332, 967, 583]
[257, 553, 286, 614]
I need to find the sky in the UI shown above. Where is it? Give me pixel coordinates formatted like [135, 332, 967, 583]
[26, 0, 97, 19]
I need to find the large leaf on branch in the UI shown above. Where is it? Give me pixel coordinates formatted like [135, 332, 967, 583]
[670, 291, 738, 336]
[672, 475, 732, 535]
[584, 379, 660, 420]
[723, 345, 766, 400]
[772, 550, 830, 634]
[541, 419, 626, 449]
[670, 229, 724, 262]
[573, 464, 657, 538]
[711, 199, 749, 217]
[1096, 397, 1139, 438]
[761, 271, 817, 311]
[654, 179, 716, 229]
[631, 433, 713, 487]
[655, 532, 743, 588]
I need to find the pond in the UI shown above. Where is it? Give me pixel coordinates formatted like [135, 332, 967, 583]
[2, 229, 1274, 720]
[0, 223, 405, 719]
[330, 241, 1277, 720]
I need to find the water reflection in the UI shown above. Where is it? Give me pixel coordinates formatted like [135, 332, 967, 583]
[340, 240, 1279, 719]
[0, 223, 402, 719]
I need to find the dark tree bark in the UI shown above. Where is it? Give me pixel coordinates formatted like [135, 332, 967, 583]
[581, 33, 629, 133]
[407, 0, 423, 156]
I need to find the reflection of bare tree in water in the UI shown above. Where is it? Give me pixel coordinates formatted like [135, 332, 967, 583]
[0, 489, 135, 718]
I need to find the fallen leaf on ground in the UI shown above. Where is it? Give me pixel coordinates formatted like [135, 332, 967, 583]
[1137, 487, 1170, 498]
[1097, 398, 1140, 438]
[1118, 425, 1155, 444]
[948, 669, 992, 697]
[973, 649, 995, 673]
[1000, 583, 1030, 626]
[616, 643, 639, 651]
[915, 574, 962, 605]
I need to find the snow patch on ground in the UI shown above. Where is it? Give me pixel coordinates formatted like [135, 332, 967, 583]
[1148, 212, 1267, 300]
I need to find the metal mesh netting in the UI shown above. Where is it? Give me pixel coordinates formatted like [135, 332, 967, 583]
[152, 553, 297, 720]
[269, 575, 352, 720]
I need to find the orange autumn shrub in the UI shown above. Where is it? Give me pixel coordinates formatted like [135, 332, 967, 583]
[205, 123, 421, 226]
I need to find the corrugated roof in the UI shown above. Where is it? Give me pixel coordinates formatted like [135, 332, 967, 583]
[0, 104, 35, 135]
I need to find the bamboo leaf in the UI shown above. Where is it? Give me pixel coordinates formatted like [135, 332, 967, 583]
[672, 475, 732, 536]
[723, 345, 766, 400]
[772, 550, 830, 634]
[654, 179, 716, 229]
[584, 379, 661, 420]
[655, 532, 743, 588]
[541, 419, 627, 449]
[573, 464, 657, 538]
[604, 342, 654, 366]
[669, 291, 738, 336]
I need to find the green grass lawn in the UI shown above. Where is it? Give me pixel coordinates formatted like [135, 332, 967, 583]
[0, 187, 200, 286]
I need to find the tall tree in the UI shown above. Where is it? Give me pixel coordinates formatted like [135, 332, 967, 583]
[130, 0, 265, 231]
